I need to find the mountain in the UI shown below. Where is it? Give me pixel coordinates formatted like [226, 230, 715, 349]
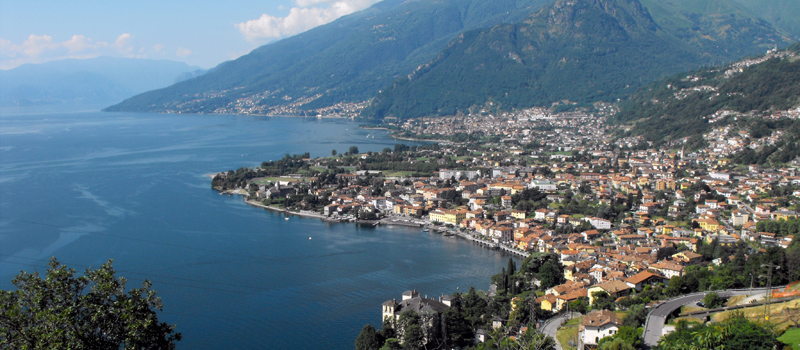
[104, 0, 553, 114]
[362, 0, 794, 121]
[0, 57, 200, 108]
[107, 0, 796, 118]
[730, 0, 800, 38]
[610, 42, 800, 150]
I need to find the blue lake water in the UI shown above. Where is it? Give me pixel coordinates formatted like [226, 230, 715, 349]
[0, 110, 515, 349]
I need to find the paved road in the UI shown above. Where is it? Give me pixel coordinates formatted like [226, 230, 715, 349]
[642, 288, 772, 348]
[542, 312, 581, 350]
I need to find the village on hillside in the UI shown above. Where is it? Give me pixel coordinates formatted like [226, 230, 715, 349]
[212, 100, 800, 349]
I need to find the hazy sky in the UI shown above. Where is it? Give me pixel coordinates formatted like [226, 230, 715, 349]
[0, 0, 382, 70]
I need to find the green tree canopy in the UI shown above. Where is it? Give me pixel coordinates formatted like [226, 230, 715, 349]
[0, 258, 181, 349]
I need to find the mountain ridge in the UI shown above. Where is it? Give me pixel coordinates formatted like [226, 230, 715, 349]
[105, 0, 796, 119]
[104, 0, 552, 114]
[0, 57, 199, 108]
[362, 0, 793, 121]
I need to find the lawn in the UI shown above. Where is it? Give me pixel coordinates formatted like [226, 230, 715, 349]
[251, 177, 308, 184]
[383, 171, 418, 177]
[780, 328, 800, 350]
[556, 317, 581, 350]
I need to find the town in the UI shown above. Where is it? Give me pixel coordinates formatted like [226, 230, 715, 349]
[211, 96, 800, 349]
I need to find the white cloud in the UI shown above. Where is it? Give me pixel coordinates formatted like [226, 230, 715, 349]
[63, 35, 108, 53]
[295, 0, 336, 7]
[176, 47, 192, 57]
[236, 0, 380, 42]
[114, 33, 134, 54]
[22, 34, 61, 57]
[0, 33, 188, 69]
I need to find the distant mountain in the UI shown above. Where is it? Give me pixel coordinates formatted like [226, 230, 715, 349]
[107, 0, 796, 118]
[610, 42, 800, 147]
[363, 0, 794, 121]
[104, 0, 554, 114]
[731, 0, 800, 38]
[0, 57, 200, 108]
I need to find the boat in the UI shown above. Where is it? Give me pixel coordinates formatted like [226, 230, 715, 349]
[285, 217, 289, 221]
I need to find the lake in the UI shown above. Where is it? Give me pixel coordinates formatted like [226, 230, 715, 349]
[0, 110, 516, 349]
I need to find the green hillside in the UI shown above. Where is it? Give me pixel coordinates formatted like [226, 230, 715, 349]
[104, 0, 551, 114]
[610, 43, 800, 152]
[361, 0, 794, 121]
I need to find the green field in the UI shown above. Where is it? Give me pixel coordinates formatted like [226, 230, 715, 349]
[780, 328, 800, 350]
[556, 317, 581, 350]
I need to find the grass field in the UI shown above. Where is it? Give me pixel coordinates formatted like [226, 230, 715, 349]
[712, 298, 800, 331]
[779, 328, 800, 350]
[556, 317, 581, 350]
[726, 295, 748, 306]
[668, 316, 704, 325]
[383, 171, 418, 177]
[251, 177, 308, 184]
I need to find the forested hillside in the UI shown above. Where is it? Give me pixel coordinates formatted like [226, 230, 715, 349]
[611, 43, 800, 147]
[361, 0, 793, 121]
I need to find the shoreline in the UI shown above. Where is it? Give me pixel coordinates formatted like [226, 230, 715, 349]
[391, 135, 450, 143]
[223, 191, 529, 259]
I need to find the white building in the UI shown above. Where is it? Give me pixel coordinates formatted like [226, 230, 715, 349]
[579, 310, 619, 349]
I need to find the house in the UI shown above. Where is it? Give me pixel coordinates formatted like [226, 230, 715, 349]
[624, 271, 669, 291]
[556, 288, 588, 312]
[588, 280, 631, 305]
[579, 310, 620, 350]
[536, 294, 558, 312]
[650, 261, 684, 279]
[672, 251, 703, 265]
[382, 290, 450, 343]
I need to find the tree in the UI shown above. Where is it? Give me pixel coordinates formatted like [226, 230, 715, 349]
[356, 324, 384, 350]
[332, 149, 337, 156]
[0, 258, 181, 349]
[591, 291, 615, 311]
[349, 146, 360, 155]
[702, 292, 724, 309]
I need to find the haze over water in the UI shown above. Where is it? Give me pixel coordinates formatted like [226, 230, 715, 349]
[0, 110, 515, 349]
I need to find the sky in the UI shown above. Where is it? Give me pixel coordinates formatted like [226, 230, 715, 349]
[0, 0, 382, 70]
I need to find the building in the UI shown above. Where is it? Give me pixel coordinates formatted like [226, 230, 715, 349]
[429, 208, 467, 225]
[579, 310, 620, 349]
[624, 271, 669, 291]
[588, 280, 631, 305]
[439, 169, 481, 181]
[650, 261, 684, 279]
[382, 290, 450, 344]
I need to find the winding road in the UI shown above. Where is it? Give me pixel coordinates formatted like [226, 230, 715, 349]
[641, 287, 774, 348]
[542, 312, 581, 350]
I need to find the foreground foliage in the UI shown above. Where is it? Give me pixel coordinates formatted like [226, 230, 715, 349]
[656, 312, 779, 350]
[0, 258, 181, 350]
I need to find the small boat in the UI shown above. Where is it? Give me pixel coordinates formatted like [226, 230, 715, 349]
[285, 217, 289, 221]
[309, 237, 312, 240]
